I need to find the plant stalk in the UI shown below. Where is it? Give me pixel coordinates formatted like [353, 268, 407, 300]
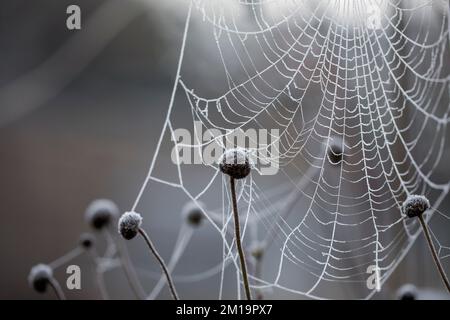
[49, 277, 66, 300]
[229, 177, 252, 300]
[418, 214, 450, 293]
[139, 228, 179, 300]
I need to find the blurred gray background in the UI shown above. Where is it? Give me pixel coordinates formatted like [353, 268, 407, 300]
[1, 0, 450, 299]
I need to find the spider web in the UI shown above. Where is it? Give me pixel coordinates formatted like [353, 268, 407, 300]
[122, 0, 450, 299]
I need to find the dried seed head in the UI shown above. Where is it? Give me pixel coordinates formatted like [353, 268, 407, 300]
[118, 211, 142, 240]
[79, 233, 95, 249]
[402, 195, 430, 218]
[182, 201, 205, 227]
[28, 264, 53, 293]
[219, 148, 252, 180]
[250, 243, 265, 261]
[85, 199, 119, 230]
[396, 284, 418, 300]
[327, 136, 344, 165]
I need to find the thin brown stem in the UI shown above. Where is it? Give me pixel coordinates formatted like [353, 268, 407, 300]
[418, 215, 450, 293]
[138, 228, 179, 300]
[230, 177, 252, 300]
[48, 277, 66, 300]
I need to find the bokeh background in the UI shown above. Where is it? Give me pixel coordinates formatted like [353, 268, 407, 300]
[1, 0, 449, 299]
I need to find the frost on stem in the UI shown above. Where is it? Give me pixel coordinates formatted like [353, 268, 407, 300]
[327, 136, 344, 165]
[118, 211, 143, 240]
[85, 199, 119, 230]
[28, 264, 53, 293]
[182, 201, 205, 227]
[396, 284, 418, 300]
[219, 148, 252, 180]
[79, 233, 95, 249]
[402, 195, 430, 218]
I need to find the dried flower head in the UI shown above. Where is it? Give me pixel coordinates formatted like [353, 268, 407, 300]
[28, 264, 53, 293]
[402, 195, 430, 218]
[327, 136, 344, 164]
[85, 199, 119, 230]
[118, 211, 143, 240]
[182, 201, 205, 227]
[250, 242, 265, 261]
[79, 233, 95, 249]
[396, 284, 418, 300]
[219, 148, 252, 180]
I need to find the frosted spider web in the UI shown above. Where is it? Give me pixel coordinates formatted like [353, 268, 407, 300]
[42, 0, 450, 300]
[125, 0, 450, 299]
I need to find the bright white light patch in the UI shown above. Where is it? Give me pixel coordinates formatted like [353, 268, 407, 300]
[328, 0, 387, 28]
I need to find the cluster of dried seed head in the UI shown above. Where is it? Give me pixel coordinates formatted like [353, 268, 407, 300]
[396, 284, 418, 300]
[182, 201, 205, 228]
[249, 242, 265, 261]
[327, 136, 344, 165]
[118, 211, 143, 240]
[402, 195, 430, 218]
[28, 264, 53, 293]
[219, 148, 252, 180]
[85, 199, 119, 230]
[79, 233, 95, 249]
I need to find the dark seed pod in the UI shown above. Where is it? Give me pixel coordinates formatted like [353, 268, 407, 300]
[28, 264, 53, 293]
[219, 148, 252, 180]
[402, 195, 430, 218]
[327, 137, 344, 165]
[118, 211, 142, 240]
[85, 199, 119, 230]
[182, 201, 205, 228]
[79, 233, 95, 249]
[396, 284, 418, 300]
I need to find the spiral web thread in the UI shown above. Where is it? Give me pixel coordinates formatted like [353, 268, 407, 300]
[44, 0, 450, 300]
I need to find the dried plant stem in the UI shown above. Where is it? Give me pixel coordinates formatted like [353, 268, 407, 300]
[138, 228, 179, 300]
[418, 215, 450, 293]
[88, 249, 110, 300]
[254, 261, 264, 300]
[115, 233, 146, 299]
[48, 278, 66, 300]
[229, 177, 252, 300]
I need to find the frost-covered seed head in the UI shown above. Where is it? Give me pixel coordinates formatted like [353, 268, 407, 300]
[182, 201, 205, 227]
[396, 284, 418, 300]
[219, 148, 252, 180]
[327, 136, 344, 165]
[85, 199, 119, 230]
[250, 243, 265, 261]
[402, 195, 430, 218]
[118, 211, 143, 240]
[28, 264, 53, 293]
[79, 233, 95, 249]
